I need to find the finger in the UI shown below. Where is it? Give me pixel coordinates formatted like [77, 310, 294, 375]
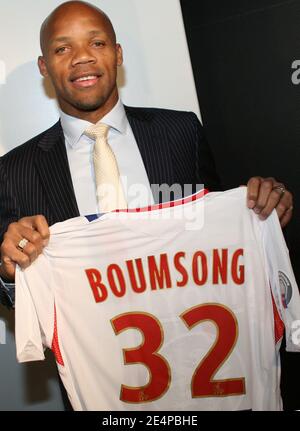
[0, 238, 35, 279]
[1, 240, 31, 270]
[31, 215, 50, 243]
[279, 206, 293, 228]
[247, 177, 263, 209]
[258, 189, 292, 221]
[18, 241, 39, 264]
[275, 189, 293, 220]
[19, 215, 50, 244]
[0, 216, 50, 279]
[0, 258, 16, 281]
[7, 224, 44, 252]
[252, 178, 277, 215]
[2, 227, 44, 271]
[23, 228, 45, 253]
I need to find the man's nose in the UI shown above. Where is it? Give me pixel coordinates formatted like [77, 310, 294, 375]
[71, 47, 96, 66]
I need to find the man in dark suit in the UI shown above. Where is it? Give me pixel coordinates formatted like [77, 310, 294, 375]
[0, 0, 294, 295]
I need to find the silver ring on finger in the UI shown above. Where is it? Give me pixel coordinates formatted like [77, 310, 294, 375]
[17, 238, 29, 252]
[272, 184, 285, 198]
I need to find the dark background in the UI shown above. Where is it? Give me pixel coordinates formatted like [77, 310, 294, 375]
[180, 0, 300, 410]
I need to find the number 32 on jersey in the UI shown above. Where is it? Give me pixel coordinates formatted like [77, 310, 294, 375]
[111, 303, 246, 404]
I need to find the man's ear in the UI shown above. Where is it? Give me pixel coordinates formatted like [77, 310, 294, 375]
[38, 56, 49, 77]
[116, 44, 123, 67]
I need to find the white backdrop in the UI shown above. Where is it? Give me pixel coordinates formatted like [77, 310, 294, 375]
[0, 0, 199, 410]
[0, 0, 200, 155]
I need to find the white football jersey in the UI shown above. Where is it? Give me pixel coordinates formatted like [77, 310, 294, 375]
[15, 187, 300, 411]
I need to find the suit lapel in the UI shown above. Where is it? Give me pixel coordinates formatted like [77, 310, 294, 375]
[35, 121, 80, 222]
[125, 106, 174, 203]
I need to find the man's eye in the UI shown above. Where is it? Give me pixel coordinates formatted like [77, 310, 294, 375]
[55, 47, 67, 54]
[93, 41, 105, 47]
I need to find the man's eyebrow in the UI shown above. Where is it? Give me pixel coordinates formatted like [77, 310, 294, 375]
[88, 30, 105, 37]
[50, 36, 72, 45]
[50, 31, 105, 45]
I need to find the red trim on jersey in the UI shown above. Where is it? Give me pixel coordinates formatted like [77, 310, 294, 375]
[271, 291, 285, 345]
[52, 305, 64, 366]
[114, 188, 209, 213]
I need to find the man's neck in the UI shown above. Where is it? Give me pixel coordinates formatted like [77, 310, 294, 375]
[59, 96, 119, 124]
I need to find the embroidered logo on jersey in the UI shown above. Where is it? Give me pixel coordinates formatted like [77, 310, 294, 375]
[279, 271, 292, 308]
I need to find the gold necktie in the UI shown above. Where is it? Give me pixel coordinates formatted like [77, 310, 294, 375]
[85, 123, 127, 212]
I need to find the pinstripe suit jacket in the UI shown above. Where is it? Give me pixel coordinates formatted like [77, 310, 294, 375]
[0, 106, 221, 244]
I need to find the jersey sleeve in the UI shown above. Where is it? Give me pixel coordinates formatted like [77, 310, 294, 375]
[260, 211, 300, 352]
[15, 254, 55, 363]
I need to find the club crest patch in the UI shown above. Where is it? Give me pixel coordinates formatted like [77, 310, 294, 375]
[279, 271, 292, 308]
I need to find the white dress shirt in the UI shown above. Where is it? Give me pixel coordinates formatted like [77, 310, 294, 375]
[60, 99, 154, 215]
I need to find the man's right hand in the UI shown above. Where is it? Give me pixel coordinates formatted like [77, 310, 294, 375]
[0, 215, 50, 282]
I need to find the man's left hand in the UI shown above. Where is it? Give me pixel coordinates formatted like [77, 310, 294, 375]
[247, 177, 293, 228]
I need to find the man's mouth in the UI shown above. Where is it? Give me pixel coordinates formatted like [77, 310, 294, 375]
[71, 74, 101, 88]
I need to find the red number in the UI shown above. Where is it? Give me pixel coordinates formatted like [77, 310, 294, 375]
[112, 305, 245, 403]
[111, 312, 171, 403]
[181, 304, 245, 397]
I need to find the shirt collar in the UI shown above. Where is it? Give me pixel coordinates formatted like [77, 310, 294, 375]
[60, 99, 127, 149]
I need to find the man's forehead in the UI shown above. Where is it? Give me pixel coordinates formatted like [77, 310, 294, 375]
[41, 4, 116, 50]
[45, 1, 108, 22]
[46, 10, 108, 33]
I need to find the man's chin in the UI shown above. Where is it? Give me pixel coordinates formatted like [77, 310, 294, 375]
[72, 100, 104, 112]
